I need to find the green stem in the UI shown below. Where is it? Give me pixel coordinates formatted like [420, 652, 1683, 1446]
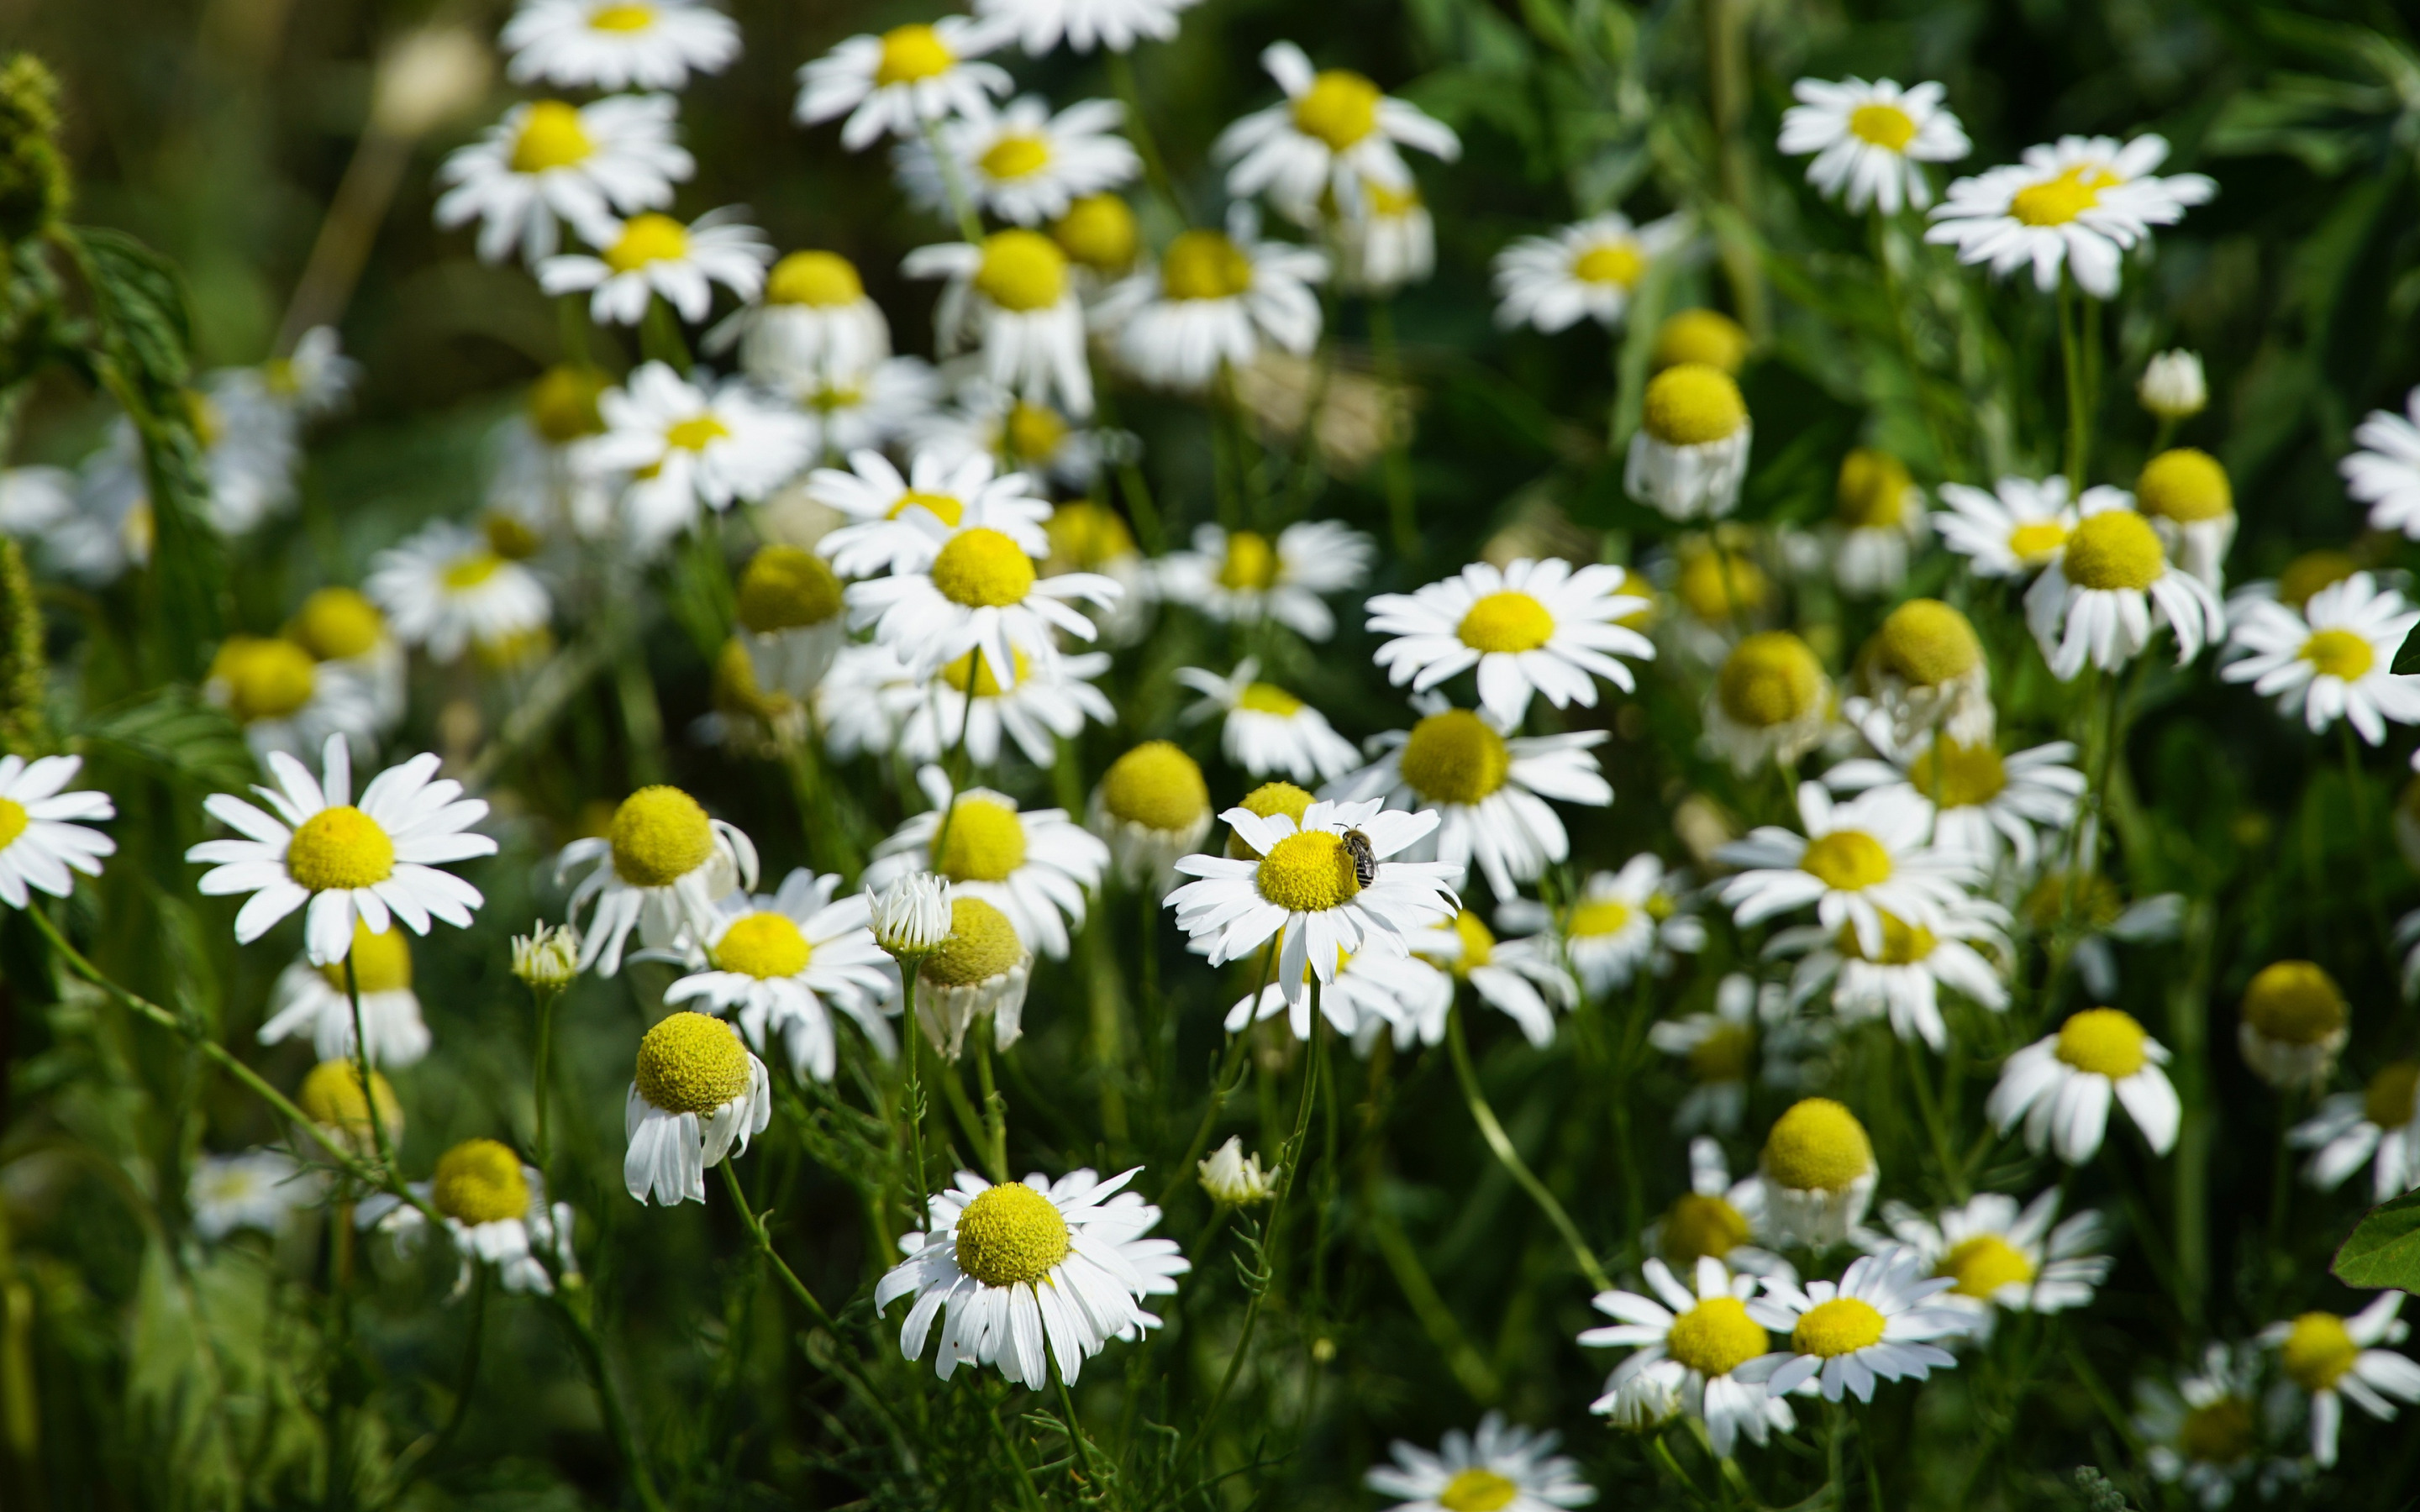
[1051, 1363, 1105, 1499]
[1445, 1001, 1612, 1293]
[974, 1038, 1008, 1182]
[926, 650, 984, 869]
[1367, 297, 1417, 557]
[2058, 280, 2089, 486]
[900, 968, 931, 1210]
[530, 985, 560, 1172]
[1155, 943, 1276, 1206]
[717, 1159, 838, 1334]
[547, 1295, 669, 1512]
[639, 296, 691, 375]
[1102, 50, 1183, 222]
[380, 1263, 487, 1503]
[1904, 1032, 1963, 1200]
[919, 114, 986, 244]
[344, 955, 398, 1179]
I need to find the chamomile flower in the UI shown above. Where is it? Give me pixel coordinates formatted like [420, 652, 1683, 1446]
[260, 920, 431, 1067]
[1987, 1007, 2181, 1163]
[296, 1058, 404, 1155]
[1717, 783, 1979, 962]
[900, 97, 1139, 228]
[624, 1010, 771, 1205]
[795, 18, 1010, 152]
[1331, 701, 1612, 901]
[2261, 1294, 2420, 1467]
[1177, 661, 1360, 783]
[203, 635, 379, 767]
[1365, 1413, 1595, 1512]
[1703, 632, 1834, 774]
[866, 767, 1110, 962]
[1580, 1256, 1793, 1458]
[1167, 795, 1460, 1011]
[845, 512, 1119, 693]
[188, 735, 494, 967]
[1828, 449, 1929, 595]
[1197, 1137, 1279, 1205]
[810, 446, 1050, 580]
[286, 586, 406, 732]
[1413, 908, 1577, 1047]
[1739, 1246, 1971, 1401]
[1501, 855, 1707, 996]
[2291, 1060, 2420, 1201]
[1153, 520, 1370, 640]
[2025, 492, 2226, 679]
[876, 1167, 1186, 1387]
[1756, 1097, 1880, 1247]
[363, 1139, 579, 1295]
[1092, 741, 1213, 890]
[704, 249, 891, 391]
[2237, 959, 2349, 1091]
[2344, 386, 2420, 538]
[2222, 570, 2420, 744]
[1491, 212, 1691, 333]
[1934, 474, 2086, 578]
[1337, 182, 1434, 294]
[1646, 1137, 1795, 1284]
[1778, 78, 1970, 215]
[902, 229, 1094, 417]
[1867, 1190, 2110, 1331]
[539, 207, 771, 326]
[1926, 134, 2214, 299]
[1227, 942, 1453, 1045]
[502, 0, 739, 92]
[662, 870, 897, 1083]
[2136, 448, 2236, 591]
[974, 0, 1199, 54]
[1627, 363, 1753, 520]
[1848, 598, 1995, 748]
[1825, 720, 2083, 875]
[921, 648, 1116, 769]
[1094, 207, 1327, 392]
[189, 1150, 315, 1242]
[436, 95, 693, 265]
[576, 362, 814, 549]
[733, 544, 846, 701]
[1769, 895, 2009, 1052]
[557, 785, 759, 975]
[366, 521, 553, 664]
[1365, 558, 1655, 727]
[913, 895, 1034, 1056]
[2025, 874, 2186, 1001]
[1213, 42, 1459, 224]
[2135, 1345, 2297, 1509]
[788, 357, 944, 457]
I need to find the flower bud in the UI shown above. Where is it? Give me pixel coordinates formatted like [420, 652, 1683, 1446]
[371, 26, 493, 139]
[873, 872, 952, 959]
[511, 921, 581, 991]
[1197, 1137, 1280, 1205]
[2138, 349, 2206, 421]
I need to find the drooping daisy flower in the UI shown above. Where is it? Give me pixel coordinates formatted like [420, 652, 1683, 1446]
[1336, 182, 1434, 294]
[1825, 720, 2083, 875]
[877, 1167, 1186, 1385]
[1580, 1256, 1792, 1458]
[2344, 386, 2420, 538]
[845, 515, 1120, 694]
[624, 1010, 771, 1205]
[1094, 209, 1328, 392]
[1092, 741, 1213, 890]
[1649, 975, 1823, 1136]
[1177, 660, 1360, 783]
[1365, 1412, 1596, 1512]
[1933, 474, 2085, 579]
[1756, 1097, 1880, 1247]
[0, 754, 114, 910]
[1739, 1246, 1971, 1401]
[1411, 907, 1577, 1046]
[794, 18, 1010, 152]
[902, 228, 1093, 417]
[188, 1149, 314, 1242]
[2222, 570, 2420, 745]
[1152, 520, 1370, 640]
[366, 521, 552, 664]
[1627, 363, 1753, 520]
[1365, 558, 1655, 728]
[663, 870, 897, 1084]
[973, 0, 1200, 54]
[733, 544, 845, 701]
[1492, 212, 1690, 333]
[1213, 42, 1460, 224]
[260, 919, 430, 1067]
[1717, 783, 1979, 961]
[203, 634, 379, 767]
[2261, 1294, 2420, 1467]
[913, 895, 1035, 1056]
[502, 0, 738, 90]
[1866, 1190, 2110, 1332]
[2024, 492, 2226, 680]
[900, 97, 1139, 228]
[575, 362, 814, 549]
[1848, 597, 1995, 748]
[866, 768, 1110, 961]
[435, 95, 693, 265]
[1168, 795, 1460, 1011]
[1925, 134, 2215, 299]
[1987, 1006, 2181, 1164]
[188, 735, 493, 966]
[2291, 1059, 2420, 1201]
[809, 445, 1050, 580]
[2237, 959, 2349, 1091]
[1703, 632, 1834, 774]
[557, 785, 759, 975]
[363, 1138, 580, 1295]
[286, 585, 407, 732]
[1500, 854, 1706, 996]
[2135, 448, 2235, 590]
[539, 207, 771, 326]
[705, 249, 890, 391]
[1828, 449, 1928, 596]
[1768, 895, 2009, 1052]
[1778, 77, 1970, 215]
[2135, 1345, 2299, 1509]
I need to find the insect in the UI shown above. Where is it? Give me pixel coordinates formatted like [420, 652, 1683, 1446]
[1340, 828, 1377, 890]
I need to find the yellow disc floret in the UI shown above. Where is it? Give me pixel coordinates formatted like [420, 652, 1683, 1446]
[1665, 1295, 1770, 1378]
[2054, 1008, 2150, 1079]
[318, 921, 413, 994]
[716, 912, 812, 979]
[930, 528, 1038, 609]
[874, 24, 954, 86]
[1161, 230, 1255, 302]
[1799, 830, 1891, 891]
[1676, 543, 1767, 623]
[432, 1138, 530, 1226]
[1051, 193, 1138, 274]
[664, 414, 729, 454]
[2136, 449, 2232, 523]
[2178, 1399, 2255, 1465]
[2060, 511, 2165, 592]
[1874, 598, 1982, 686]
[0, 798, 24, 853]
[1291, 70, 1381, 151]
[1939, 1235, 2035, 1299]
[1228, 781, 1315, 858]
[1686, 1023, 1754, 1084]
[2302, 629, 2375, 682]
[954, 1179, 1071, 1287]
[2365, 1061, 2420, 1130]
[288, 587, 386, 661]
[1906, 739, 2007, 810]
[923, 896, 1025, 987]
[1836, 449, 1914, 529]
[765, 249, 863, 307]
[1664, 1192, 1752, 1263]
[510, 100, 593, 173]
[587, 3, 655, 32]
[634, 1011, 752, 1116]
[603, 213, 688, 274]
[1763, 1097, 1874, 1192]
[2010, 166, 2108, 228]
[529, 363, 608, 443]
[1238, 682, 1304, 716]
[610, 786, 715, 888]
[2280, 1311, 2360, 1392]
[1716, 632, 1823, 727]
[1848, 102, 1918, 150]
[736, 545, 843, 633]
[1444, 909, 1494, 976]
[2280, 550, 2356, 610]
[287, 807, 396, 892]
[212, 636, 318, 722]
[1572, 238, 1644, 288]
[1215, 529, 1278, 591]
[1436, 1469, 1519, 1512]
[1791, 1296, 1886, 1357]
[1102, 741, 1210, 833]
[975, 228, 1067, 312]
[1567, 896, 1633, 939]
[2242, 960, 2347, 1046]
[1654, 308, 1751, 374]
[1836, 911, 1937, 965]
[1256, 830, 1360, 912]
[298, 1059, 400, 1137]
[1642, 364, 1748, 447]
[938, 795, 1028, 883]
[1457, 590, 1556, 654]
[980, 134, 1050, 181]
[1397, 709, 1512, 806]
[1044, 501, 1134, 572]
[2007, 518, 2069, 564]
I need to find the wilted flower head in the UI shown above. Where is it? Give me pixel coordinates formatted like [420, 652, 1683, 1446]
[512, 921, 581, 991]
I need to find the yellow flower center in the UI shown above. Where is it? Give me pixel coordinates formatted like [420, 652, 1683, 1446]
[1567, 897, 1633, 940]
[1848, 102, 1918, 150]
[1800, 830, 1891, 890]
[2365, 1061, 2420, 1129]
[1836, 448, 1912, 528]
[1792, 1297, 1886, 1357]
[529, 363, 608, 443]
[1907, 739, 2007, 810]
[1044, 501, 1132, 571]
[1687, 1023, 1754, 1084]
[1836, 910, 1938, 965]
[1572, 239, 1644, 289]
[2136, 448, 2232, 523]
[715, 911, 812, 979]
[432, 1138, 529, 1226]
[588, 2, 655, 30]
[2302, 629, 2375, 683]
[737, 545, 843, 633]
[939, 795, 1028, 883]
[1006, 402, 1067, 463]
[1762, 1097, 1874, 1191]
[975, 228, 1068, 312]
[2281, 1312, 2360, 1392]
[603, 213, 689, 274]
[980, 133, 1051, 181]
[766, 249, 864, 307]
[2242, 960, 2346, 1045]
[1256, 830, 1361, 913]
[954, 1180, 1072, 1287]
[1161, 230, 1255, 302]
[1717, 630, 1823, 727]
[1654, 308, 1751, 374]
[1875, 598, 1982, 685]
[317, 920, 413, 994]
[211, 636, 318, 722]
[1291, 69, 1381, 152]
[609, 785, 715, 888]
[289, 587, 386, 660]
[1457, 590, 1555, 654]
[1677, 546, 1767, 623]
[1102, 741, 1210, 833]
[2009, 166, 2113, 228]
[1642, 364, 1748, 446]
[1664, 1192, 1753, 1263]
[286, 806, 397, 892]
[510, 101, 594, 174]
[2054, 1007, 2149, 1079]
[2007, 519, 2069, 564]
[1366, 181, 1422, 216]
[1051, 193, 1138, 274]
[713, 636, 783, 720]
[1215, 529, 1279, 590]
[941, 648, 1031, 698]
[298, 1059, 398, 1135]
[1228, 780, 1315, 858]
[634, 1011, 752, 1115]
[874, 24, 955, 87]
[1238, 682, 1304, 716]
[923, 896, 1024, 986]
[2178, 1399, 2255, 1465]
[1665, 1294, 1770, 1378]
[2281, 550, 2356, 609]
[484, 511, 544, 561]
[1939, 1235, 2035, 1299]
[0, 798, 24, 853]
[1445, 909, 1495, 975]
[2060, 511, 2165, 592]
[929, 528, 1038, 609]
[1435, 1469, 1519, 1512]
[1397, 708, 1512, 806]
[888, 489, 965, 528]
[665, 414, 729, 454]
[442, 552, 504, 591]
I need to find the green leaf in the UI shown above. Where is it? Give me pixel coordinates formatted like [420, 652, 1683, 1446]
[2332, 1188, 2420, 1291]
[76, 685, 256, 792]
[2396, 622, 2420, 675]
[74, 226, 191, 391]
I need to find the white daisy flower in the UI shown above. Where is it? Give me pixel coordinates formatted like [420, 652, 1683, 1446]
[866, 767, 1111, 962]
[913, 381, 1123, 496]
[286, 586, 408, 732]
[435, 94, 693, 265]
[1153, 520, 1370, 640]
[2223, 570, 2420, 744]
[902, 228, 1094, 417]
[794, 18, 1010, 152]
[875, 1167, 1186, 1386]
[662, 869, 898, 1084]
[899, 96, 1139, 228]
[1337, 182, 1435, 294]
[1739, 1246, 1973, 1401]
[912, 895, 1036, 1057]
[2291, 1059, 2420, 1202]
[1777, 77, 1970, 215]
[897, 644, 1115, 768]
[1092, 741, 1214, 890]
[2135, 1345, 2299, 1509]
[1168, 795, 1461, 1011]
[1645, 1137, 1797, 1285]
[843, 507, 1119, 693]
[1703, 631, 1835, 775]
[501, 0, 740, 92]
[1226, 940, 1453, 1047]
[1627, 363, 1754, 520]
[1411, 908, 1577, 1047]
[732, 543, 846, 701]
[1866, 1190, 2110, 1332]
[1213, 42, 1459, 224]
[2023, 491, 2225, 680]
[1499, 855, 1706, 997]
[2260, 1294, 2420, 1467]
[1716, 782, 1981, 962]
[1755, 1097, 1881, 1247]
[2344, 386, 2420, 538]
[1365, 558, 1655, 728]
[624, 1011, 772, 1205]
[1933, 474, 2085, 578]
[76, 375, 301, 539]
[1177, 660, 1360, 783]
[1365, 1412, 1595, 1512]
[1828, 448, 1929, 595]
[539, 207, 771, 327]
[704, 249, 891, 391]
[575, 362, 814, 550]
[366, 520, 552, 664]
[2135, 447, 2236, 591]
[1986, 1006, 2181, 1164]
[188, 1149, 315, 1242]
[1491, 212, 1691, 333]
[973, 0, 1200, 54]
[1768, 895, 2009, 1052]
[1580, 1256, 1793, 1458]
[0, 465, 72, 539]
[810, 445, 1049, 580]
[1925, 134, 2215, 299]
[1845, 599, 1996, 749]
[362, 1138, 580, 1295]
[295, 1058, 404, 1157]
[260, 920, 431, 1067]
[1825, 720, 2084, 875]
[257, 326, 360, 422]
[1093, 207, 1328, 392]
[788, 357, 944, 457]
[198, 633, 378, 769]
[557, 784, 759, 975]
[187, 735, 494, 967]
[1649, 974, 1814, 1136]
[2237, 959, 2349, 1092]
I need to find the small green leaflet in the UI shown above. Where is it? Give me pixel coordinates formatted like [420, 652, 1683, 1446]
[2332, 1188, 2420, 1292]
